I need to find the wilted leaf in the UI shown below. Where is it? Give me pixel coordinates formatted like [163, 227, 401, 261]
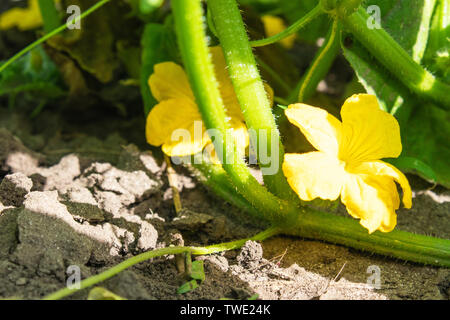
[43, 44, 88, 97]
[47, 0, 119, 83]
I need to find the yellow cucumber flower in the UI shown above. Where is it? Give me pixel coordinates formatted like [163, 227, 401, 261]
[261, 15, 296, 49]
[145, 46, 273, 159]
[282, 94, 412, 233]
[0, 0, 43, 31]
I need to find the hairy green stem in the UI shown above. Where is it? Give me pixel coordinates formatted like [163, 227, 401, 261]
[284, 208, 450, 267]
[290, 19, 341, 103]
[0, 0, 111, 74]
[171, 0, 450, 267]
[342, 7, 450, 110]
[38, 0, 60, 33]
[250, 4, 323, 47]
[192, 159, 262, 219]
[208, 0, 296, 201]
[171, 0, 298, 223]
[43, 227, 280, 300]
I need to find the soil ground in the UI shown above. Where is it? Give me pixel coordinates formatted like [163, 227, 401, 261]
[0, 104, 449, 300]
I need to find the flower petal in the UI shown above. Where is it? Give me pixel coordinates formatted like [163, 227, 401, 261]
[148, 62, 194, 102]
[341, 172, 400, 233]
[229, 118, 250, 156]
[348, 160, 412, 209]
[284, 104, 342, 156]
[0, 0, 43, 31]
[162, 121, 210, 157]
[340, 94, 402, 163]
[206, 119, 250, 163]
[282, 152, 345, 201]
[146, 98, 207, 156]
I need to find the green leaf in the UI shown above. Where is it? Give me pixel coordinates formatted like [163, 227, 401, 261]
[87, 287, 126, 300]
[343, 0, 450, 187]
[177, 279, 199, 294]
[386, 157, 437, 184]
[139, 0, 164, 15]
[190, 260, 206, 282]
[140, 19, 179, 115]
[423, 0, 450, 81]
[396, 105, 450, 186]
[0, 45, 65, 111]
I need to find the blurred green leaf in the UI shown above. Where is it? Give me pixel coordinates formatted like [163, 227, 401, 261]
[117, 41, 142, 80]
[140, 19, 179, 115]
[0, 45, 65, 109]
[139, 0, 164, 15]
[423, 0, 450, 81]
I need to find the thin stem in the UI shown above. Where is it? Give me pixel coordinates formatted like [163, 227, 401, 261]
[208, 0, 297, 202]
[38, 0, 60, 33]
[0, 0, 111, 74]
[171, 0, 297, 223]
[165, 155, 182, 215]
[250, 5, 323, 47]
[342, 7, 450, 110]
[291, 19, 341, 103]
[43, 227, 280, 300]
